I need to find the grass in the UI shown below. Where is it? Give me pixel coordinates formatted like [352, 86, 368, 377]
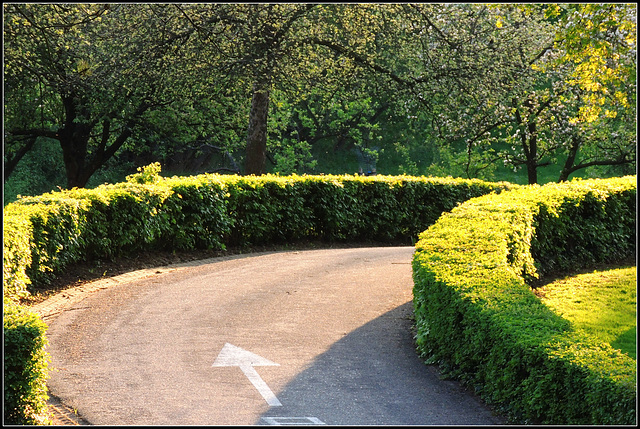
[537, 266, 637, 359]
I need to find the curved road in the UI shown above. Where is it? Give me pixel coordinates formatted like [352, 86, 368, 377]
[44, 247, 504, 425]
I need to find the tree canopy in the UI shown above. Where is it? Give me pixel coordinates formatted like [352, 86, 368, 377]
[3, 3, 636, 198]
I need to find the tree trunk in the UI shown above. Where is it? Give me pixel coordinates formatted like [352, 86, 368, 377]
[558, 134, 581, 182]
[525, 158, 538, 185]
[524, 121, 538, 185]
[60, 134, 93, 189]
[58, 95, 147, 189]
[245, 81, 270, 175]
[59, 94, 92, 188]
[519, 134, 539, 185]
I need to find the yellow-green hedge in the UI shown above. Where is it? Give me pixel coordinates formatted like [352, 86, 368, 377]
[412, 176, 637, 425]
[3, 170, 516, 424]
[3, 300, 51, 425]
[3, 170, 516, 302]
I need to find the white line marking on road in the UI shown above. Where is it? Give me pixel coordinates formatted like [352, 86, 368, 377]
[212, 343, 282, 406]
[261, 417, 326, 425]
[239, 364, 282, 407]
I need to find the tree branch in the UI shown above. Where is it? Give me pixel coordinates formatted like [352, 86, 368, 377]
[8, 128, 59, 140]
[4, 136, 38, 181]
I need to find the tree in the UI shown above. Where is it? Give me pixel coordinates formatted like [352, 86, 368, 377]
[398, 4, 562, 184]
[181, 3, 421, 175]
[265, 53, 403, 175]
[4, 4, 108, 183]
[5, 4, 633, 188]
[176, 4, 323, 175]
[5, 3, 428, 181]
[289, 4, 550, 180]
[397, 3, 636, 184]
[498, 3, 637, 183]
[538, 3, 636, 181]
[4, 4, 208, 188]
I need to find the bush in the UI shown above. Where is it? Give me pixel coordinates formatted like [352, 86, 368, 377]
[2, 169, 516, 423]
[3, 213, 34, 301]
[3, 171, 516, 302]
[3, 300, 51, 425]
[412, 176, 637, 424]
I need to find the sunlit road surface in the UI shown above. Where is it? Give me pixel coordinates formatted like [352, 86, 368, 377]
[45, 247, 504, 425]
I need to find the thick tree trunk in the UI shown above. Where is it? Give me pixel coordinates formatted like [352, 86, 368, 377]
[245, 82, 270, 175]
[60, 134, 93, 189]
[525, 159, 538, 185]
[520, 135, 539, 185]
[59, 95, 92, 188]
[58, 95, 147, 189]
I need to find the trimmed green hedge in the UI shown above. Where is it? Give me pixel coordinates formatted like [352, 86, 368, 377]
[412, 176, 637, 425]
[3, 170, 516, 301]
[3, 300, 51, 425]
[3, 168, 516, 424]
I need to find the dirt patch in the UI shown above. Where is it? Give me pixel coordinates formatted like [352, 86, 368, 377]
[46, 394, 90, 426]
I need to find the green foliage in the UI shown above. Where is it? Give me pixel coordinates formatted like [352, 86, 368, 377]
[3, 170, 515, 302]
[3, 4, 635, 189]
[4, 172, 634, 423]
[3, 301, 51, 425]
[541, 3, 636, 124]
[1, 170, 514, 422]
[1, 171, 515, 429]
[412, 175, 637, 424]
[125, 162, 163, 184]
[4, 3, 218, 188]
[3, 138, 67, 206]
[160, 175, 231, 250]
[3, 212, 34, 300]
[531, 179, 637, 276]
[224, 175, 316, 245]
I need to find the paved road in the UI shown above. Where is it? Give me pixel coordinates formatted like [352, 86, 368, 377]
[44, 247, 504, 425]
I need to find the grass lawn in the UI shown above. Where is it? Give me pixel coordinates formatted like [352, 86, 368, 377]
[537, 266, 637, 360]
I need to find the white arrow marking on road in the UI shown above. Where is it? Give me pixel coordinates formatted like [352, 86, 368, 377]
[212, 343, 282, 406]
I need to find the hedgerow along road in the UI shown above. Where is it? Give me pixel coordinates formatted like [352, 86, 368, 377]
[44, 246, 505, 425]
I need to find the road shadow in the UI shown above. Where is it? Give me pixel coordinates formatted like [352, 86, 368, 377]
[257, 302, 506, 425]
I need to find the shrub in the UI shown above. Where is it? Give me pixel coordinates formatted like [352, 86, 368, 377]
[412, 176, 637, 424]
[160, 175, 231, 250]
[3, 172, 516, 302]
[3, 212, 34, 301]
[3, 300, 51, 425]
[2, 169, 516, 423]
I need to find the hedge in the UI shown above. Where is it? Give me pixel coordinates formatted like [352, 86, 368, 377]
[3, 300, 51, 425]
[3, 168, 516, 302]
[412, 176, 637, 425]
[3, 168, 516, 424]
